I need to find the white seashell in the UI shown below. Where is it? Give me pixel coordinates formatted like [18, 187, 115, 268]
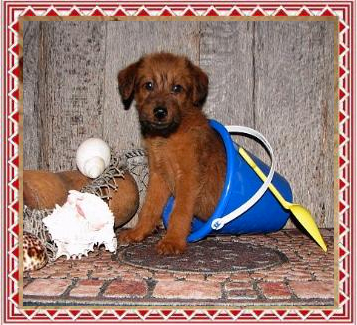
[42, 190, 117, 260]
[83, 156, 106, 178]
[76, 138, 111, 178]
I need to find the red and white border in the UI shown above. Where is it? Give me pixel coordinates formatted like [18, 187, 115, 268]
[1, 1, 355, 323]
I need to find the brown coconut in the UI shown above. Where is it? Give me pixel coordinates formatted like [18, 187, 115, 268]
[105, 171, 139, 228]
[24, 170, 70, 209]
[23, 169, 139, 227]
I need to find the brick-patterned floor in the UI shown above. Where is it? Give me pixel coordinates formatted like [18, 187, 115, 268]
[22, 229, 335, 307]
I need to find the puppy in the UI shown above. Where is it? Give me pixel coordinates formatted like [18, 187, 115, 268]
[118, 53, 226, 255]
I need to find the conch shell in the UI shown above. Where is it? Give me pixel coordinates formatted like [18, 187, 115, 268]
[76, 138, 111, 178]
[42, 190, 117, 260]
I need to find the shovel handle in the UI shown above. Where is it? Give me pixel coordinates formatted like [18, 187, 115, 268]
[238, 148, 290, 210]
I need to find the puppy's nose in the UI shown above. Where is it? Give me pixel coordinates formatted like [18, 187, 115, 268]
[153, 106, 168, 120]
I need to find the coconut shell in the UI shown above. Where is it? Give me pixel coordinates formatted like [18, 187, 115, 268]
[23, 170, 68, 209]
[23, 169, 139, 227]
[106, 171, 139, 228]
[23, 170, 91, 210]
[57, 170, 91, 190]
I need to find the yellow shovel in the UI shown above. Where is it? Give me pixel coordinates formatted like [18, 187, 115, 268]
[239, 147, 327, 252]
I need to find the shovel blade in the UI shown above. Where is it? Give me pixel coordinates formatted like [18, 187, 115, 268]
[291, 205, 327, 252]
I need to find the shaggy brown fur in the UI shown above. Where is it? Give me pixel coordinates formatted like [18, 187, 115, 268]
[118, 53, 226, 255]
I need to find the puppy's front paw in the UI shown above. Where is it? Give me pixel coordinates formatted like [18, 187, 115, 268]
[156, 237, 186, 255]
[118, 229, 146, 244]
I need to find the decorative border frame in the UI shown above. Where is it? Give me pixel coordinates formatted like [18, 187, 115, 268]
[1, 1, 355, 323]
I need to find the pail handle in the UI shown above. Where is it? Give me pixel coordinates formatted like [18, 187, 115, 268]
[210, 125, 276, 230]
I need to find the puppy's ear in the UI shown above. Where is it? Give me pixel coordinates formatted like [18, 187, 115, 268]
[188, 61, 209, 108]
[118, 60, 140, 110]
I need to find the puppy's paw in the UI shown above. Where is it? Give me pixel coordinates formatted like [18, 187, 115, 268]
[156, 237, 186, 255]
[118, 229, 146, 244]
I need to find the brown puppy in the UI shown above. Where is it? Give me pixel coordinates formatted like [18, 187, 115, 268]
[118, 53, 226, 255]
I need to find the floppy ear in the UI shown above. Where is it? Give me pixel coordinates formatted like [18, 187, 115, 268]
[118, 60, 140, 110]
[188, 61, 209, 108]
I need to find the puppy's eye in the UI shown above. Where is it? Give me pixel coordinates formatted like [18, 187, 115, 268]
[144, 82, 154, 91]
[172, 84, 183, 94]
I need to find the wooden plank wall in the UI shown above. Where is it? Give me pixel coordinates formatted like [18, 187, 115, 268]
[22, 20, 335, 228]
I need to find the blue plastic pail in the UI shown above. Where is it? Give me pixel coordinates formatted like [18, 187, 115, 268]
[162, 119, 293, 242]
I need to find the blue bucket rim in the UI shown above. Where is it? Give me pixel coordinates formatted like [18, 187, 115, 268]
[185, 119, 237, 242]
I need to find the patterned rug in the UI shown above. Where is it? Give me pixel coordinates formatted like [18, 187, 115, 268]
[22, 229, 335, 307]
[118, 235, 288, 273]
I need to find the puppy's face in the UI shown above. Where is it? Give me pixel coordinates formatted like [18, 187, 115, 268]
[118, 53, 208, 137]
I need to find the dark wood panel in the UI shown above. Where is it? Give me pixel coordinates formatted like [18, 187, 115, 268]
[23, 21, 41, 169]
[37, 21, 107, 171]
[22, 20, 336, 228]
[253, 21, 335, 228]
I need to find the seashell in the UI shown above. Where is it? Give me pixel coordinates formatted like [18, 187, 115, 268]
[42, 190, 117, 260]
[23, 232, 48, 272]
[76, 138, 111, 178]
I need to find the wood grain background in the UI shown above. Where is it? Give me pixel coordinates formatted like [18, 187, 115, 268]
[22, 20, 336, 228]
